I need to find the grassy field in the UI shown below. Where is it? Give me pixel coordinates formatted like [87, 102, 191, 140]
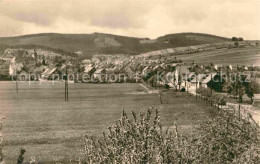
[0, 82, 212, 163]
[180, 47, 260, 65]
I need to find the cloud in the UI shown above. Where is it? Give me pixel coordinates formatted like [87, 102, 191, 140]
[0, 1, 61, 26]
[0, 14, 24, 36]
[0, 0, 259, 39]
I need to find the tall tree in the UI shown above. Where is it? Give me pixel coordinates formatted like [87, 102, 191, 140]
[223, 74, 246, 103]
[245, 80, 260, 103]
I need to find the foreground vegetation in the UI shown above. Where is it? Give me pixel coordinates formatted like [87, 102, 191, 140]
[81, 108, 260, 163]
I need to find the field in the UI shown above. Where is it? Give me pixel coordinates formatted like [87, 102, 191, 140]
[0, 82, 213, 163]
[180, 47, 260, 65]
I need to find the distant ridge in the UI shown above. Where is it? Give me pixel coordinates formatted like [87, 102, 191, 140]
[0, 32, 230, 58]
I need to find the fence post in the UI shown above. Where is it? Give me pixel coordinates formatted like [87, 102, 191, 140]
[238, 104, 241, 120]
[195, 76, 198, 99]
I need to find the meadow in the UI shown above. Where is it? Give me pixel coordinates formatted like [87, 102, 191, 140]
[0, 82, 213, 163]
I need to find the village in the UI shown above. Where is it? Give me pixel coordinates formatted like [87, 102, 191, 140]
[1, 39, 260, 163]
[0, 40, 260, 97]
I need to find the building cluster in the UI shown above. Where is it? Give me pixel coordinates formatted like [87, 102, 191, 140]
[146, 63, 260, 91]
[0, 41, 260, 85]
[0, 49, 76, 81]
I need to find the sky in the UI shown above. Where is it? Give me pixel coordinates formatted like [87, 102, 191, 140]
[0, 0, 259, 39]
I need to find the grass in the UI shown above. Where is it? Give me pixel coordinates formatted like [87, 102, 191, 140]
[0, 82, 212, 163]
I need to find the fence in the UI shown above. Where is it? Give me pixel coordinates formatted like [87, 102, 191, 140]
[193, 92, 259, 129]
[227, 103, 259, 128]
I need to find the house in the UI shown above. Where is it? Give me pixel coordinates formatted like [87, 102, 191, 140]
[204, 65, 215, 73]
[159, 63, 167, 69]
[176, 64, 191, 75]
[255, 66, 260, 71]
[190, 65, 204, 74]
[18, 70, 30, 81]
[111, 66, 123, 74]
[142, 66, 153, 76]
[190, 74, 207, 87]
[123, 66, 135, 78]
[243, 66, 249, 71]
[152, 65, 164, 73]
[84, 65, 95, 73]
[93, 68, 107, 82]
[9, 57, 23, 76]
[0, 63, 10, 80]
[82, 59, 92, 64]
[181, 72, 196, 88]
[0, 57, 12, 61]
[41, 68, 50, 77]
[201, 73, 225, 91]
[31, 66, 45, 80]
[79, 66, 96, 82]
[41, 67, 62, 80]
[228, 65, 233, 71]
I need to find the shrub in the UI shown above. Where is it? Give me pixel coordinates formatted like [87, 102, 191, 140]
[180, 87, 186, 92]
[83, 109, 187, 163]
[197, 111, 260, 163]
[165, 84, 170, 89]
[82, 108, 260, 163]
[17, 149, 26, 164]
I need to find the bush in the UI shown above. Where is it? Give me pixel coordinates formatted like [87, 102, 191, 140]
[82, 108, 260, 163]
[165, 84, 170, 89]
[180, 87, 186, 92]
[198, 111, 260, 163]
[83, 109, 194, 163]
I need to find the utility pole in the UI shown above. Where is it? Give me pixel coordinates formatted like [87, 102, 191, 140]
[196, 75, 198, 99]
[16, 69, 18, 93]
[65, 68, 68, 101]
[211, 74, 213, 95]
[16, 77, 18, 93]
[210, 74, 213, 106]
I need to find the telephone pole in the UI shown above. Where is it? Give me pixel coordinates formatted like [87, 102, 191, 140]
[210, 74, 213, 106]
[16, 77, 18, 93]
[16, 69, 18, 93]
[65, 68, 69, 101]
[196, 75, 198, 99]
[210, 74, 213, 95]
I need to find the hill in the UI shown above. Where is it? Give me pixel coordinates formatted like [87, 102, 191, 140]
[0, 32, 230, 58]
